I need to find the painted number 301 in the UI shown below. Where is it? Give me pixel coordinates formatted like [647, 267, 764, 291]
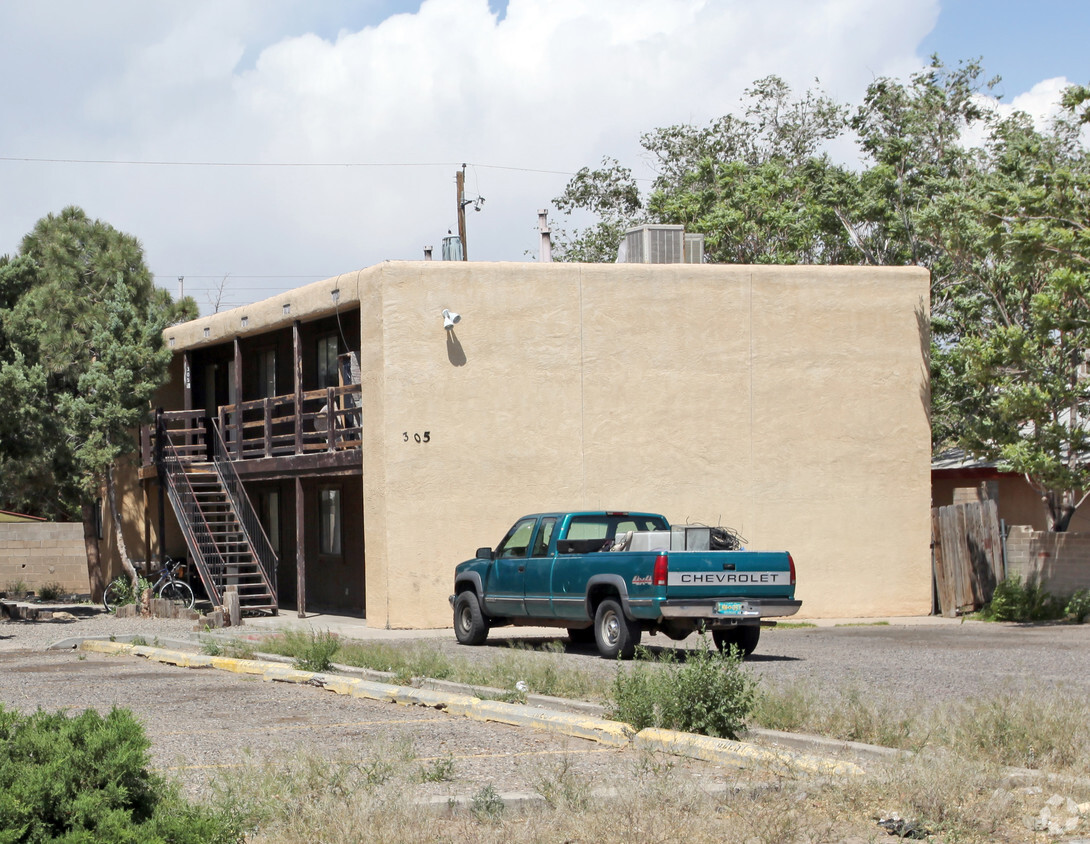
[403, 431, 431, 443]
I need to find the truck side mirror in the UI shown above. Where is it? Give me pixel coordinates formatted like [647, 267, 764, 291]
[476, 547, 493, 560]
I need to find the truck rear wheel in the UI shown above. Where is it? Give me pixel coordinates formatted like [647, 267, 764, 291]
[713, 625, 760, 657]
[594, 598, 641, 659]
[454, 591, 489, 646]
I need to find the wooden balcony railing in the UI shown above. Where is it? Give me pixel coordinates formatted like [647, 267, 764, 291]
[143, 384, 362, 466]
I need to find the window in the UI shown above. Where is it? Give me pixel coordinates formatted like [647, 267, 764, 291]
[317, 335, 339, 389]
[496, 518, 536, 558]
[256, 348, 277, 399]
[318, 487, 342, 555]
[531, 518, 556, 557]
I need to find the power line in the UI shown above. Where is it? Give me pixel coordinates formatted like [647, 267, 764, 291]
[0, 155, 584, 178]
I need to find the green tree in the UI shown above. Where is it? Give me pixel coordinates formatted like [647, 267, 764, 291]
[0, 207, 196, 596]
[552, 76, 857, 264]
[921, 109, 1090, 530]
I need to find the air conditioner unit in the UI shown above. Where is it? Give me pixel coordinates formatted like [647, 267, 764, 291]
[684, 233, 705, 264]
[621, 225, 686, 264]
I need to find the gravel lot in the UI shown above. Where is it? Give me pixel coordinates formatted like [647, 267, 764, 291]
[3, 608, 1090, 803]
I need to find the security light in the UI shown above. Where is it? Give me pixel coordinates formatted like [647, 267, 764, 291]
[442, 309, 461, 331]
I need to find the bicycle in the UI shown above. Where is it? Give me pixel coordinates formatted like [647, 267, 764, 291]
[102, 557, 195, 612]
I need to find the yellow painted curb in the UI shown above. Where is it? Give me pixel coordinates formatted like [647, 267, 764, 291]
[634, 728, 864, 777]
[75, 640, 861, 778]
[470, 700, 634, 747]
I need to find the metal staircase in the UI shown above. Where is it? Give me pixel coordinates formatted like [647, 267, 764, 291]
[157, 417, 278, 614]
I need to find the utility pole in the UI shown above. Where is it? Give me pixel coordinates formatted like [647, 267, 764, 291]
[456, 164, 469, 261]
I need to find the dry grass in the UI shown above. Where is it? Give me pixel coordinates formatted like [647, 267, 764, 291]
[204, 742, 1067, 844]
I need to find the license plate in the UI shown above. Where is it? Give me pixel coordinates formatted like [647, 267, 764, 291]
[715, 601, 743, 615]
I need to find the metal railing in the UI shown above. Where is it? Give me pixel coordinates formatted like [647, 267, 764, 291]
[210, 419, 279, 608]
[158, 433, 228, 607]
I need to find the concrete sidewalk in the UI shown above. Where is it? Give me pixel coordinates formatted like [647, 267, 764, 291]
[234, 610, 969, 643]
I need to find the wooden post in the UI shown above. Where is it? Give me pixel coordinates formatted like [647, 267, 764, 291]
[156, 409, 166, 568]
[293, 320, 303, 455]
[295, 476, 306, 617]
[142, 479, 150, 569]
[233, 337, 243, 457]
[326, 386, 335, 450]
[264, 398, 272, 458]
[456, 166, 468, 261]
[182, 351, 193, 455]
[224, 585, 241, 627]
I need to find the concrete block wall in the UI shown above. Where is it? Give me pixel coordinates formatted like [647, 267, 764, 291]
[1005, 525, 1090, 598]
[0, 523, 88, 595]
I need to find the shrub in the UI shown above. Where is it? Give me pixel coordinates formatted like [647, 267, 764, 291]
[4, 579, 27, 596]
[983, 575, 1061, 622]
[1065, 589, 1090, 624]
[607, 636, 757, 739]
[0, 704, 240, 843]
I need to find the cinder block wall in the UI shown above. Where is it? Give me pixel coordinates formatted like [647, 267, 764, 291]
[1005, 525, 1090, 597]
[0, 523, 88, 595]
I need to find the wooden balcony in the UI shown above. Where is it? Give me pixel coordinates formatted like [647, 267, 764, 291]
[142, 384, 362, 478]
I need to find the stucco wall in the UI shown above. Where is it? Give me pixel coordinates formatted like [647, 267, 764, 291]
[362, 261, 932, 626]
[1005, 525, 1090, 598]
[0, 522, 88, 594]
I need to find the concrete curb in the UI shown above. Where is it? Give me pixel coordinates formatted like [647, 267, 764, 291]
[633, 728, 863, 777]
[76, 639, 859, 777]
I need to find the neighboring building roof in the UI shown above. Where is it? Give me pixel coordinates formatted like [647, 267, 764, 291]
[0, 509, 47, 523]
[931, 448, 1002, 473]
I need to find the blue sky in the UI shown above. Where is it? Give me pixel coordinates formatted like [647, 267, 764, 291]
[0, 0, 1085, 313]
[922, 0, 1090, 98]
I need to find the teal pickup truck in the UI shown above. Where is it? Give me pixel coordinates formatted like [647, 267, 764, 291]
[450, 511, 801, 659]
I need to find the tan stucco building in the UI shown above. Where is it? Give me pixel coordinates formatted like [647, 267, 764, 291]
[114, 260, 931, 627]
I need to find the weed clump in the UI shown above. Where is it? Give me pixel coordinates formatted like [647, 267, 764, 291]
[287, 629, 341, 672]
[1066, 588, 1090, 623]
[36, 581, 64, 602]
[982, 575, 1062, 622]
[606, 636, 756, 739]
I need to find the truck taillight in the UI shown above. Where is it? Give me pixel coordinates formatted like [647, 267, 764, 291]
[788, 553, 796, 586]
[653, 553, 668, 587]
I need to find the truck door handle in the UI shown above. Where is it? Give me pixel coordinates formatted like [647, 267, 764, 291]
[722, 563, 735, 570]
[518, 566, 525, 572]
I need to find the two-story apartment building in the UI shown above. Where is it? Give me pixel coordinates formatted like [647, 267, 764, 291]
[109, 259, 932, 627]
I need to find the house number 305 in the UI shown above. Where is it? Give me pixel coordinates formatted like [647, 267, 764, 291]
[403, 431, 431, 443]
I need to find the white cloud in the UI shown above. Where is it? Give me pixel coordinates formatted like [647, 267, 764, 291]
[0, 0, 960, 312]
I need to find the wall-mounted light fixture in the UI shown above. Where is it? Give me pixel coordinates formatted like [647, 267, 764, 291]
[203, 327, 210, 339]
[331, 288, 340, 304]
[283, 303, 291, 316]
[241, 316, 249, 329]
[442, 308, 461, 331]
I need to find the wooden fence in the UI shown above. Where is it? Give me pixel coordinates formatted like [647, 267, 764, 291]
[931, 499, 1005, 617]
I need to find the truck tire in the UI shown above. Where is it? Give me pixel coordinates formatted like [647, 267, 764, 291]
[713, 625, 760, 657]
[454, 591, 489, 646]
[594, 598, 641, 659]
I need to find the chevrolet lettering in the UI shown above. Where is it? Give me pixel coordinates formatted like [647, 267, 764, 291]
[450, 511, 801, 659]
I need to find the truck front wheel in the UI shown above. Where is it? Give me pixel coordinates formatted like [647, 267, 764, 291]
[454, 591, 489, 646]
[594, 598, 641, 659]
[713, 625, 760, 657]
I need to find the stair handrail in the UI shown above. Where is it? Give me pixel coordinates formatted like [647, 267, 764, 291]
[209, 419, 279, 607]
[157, 426, 226, 608]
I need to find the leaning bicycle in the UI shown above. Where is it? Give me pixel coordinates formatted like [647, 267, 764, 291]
[102, 557, 195, 612]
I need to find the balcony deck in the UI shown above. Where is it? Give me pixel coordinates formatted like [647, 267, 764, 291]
[142, 384, 362, 479]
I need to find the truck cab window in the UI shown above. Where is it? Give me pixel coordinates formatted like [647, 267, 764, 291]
[496, 518, 536, 558]
[531, 518, 556, 557]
